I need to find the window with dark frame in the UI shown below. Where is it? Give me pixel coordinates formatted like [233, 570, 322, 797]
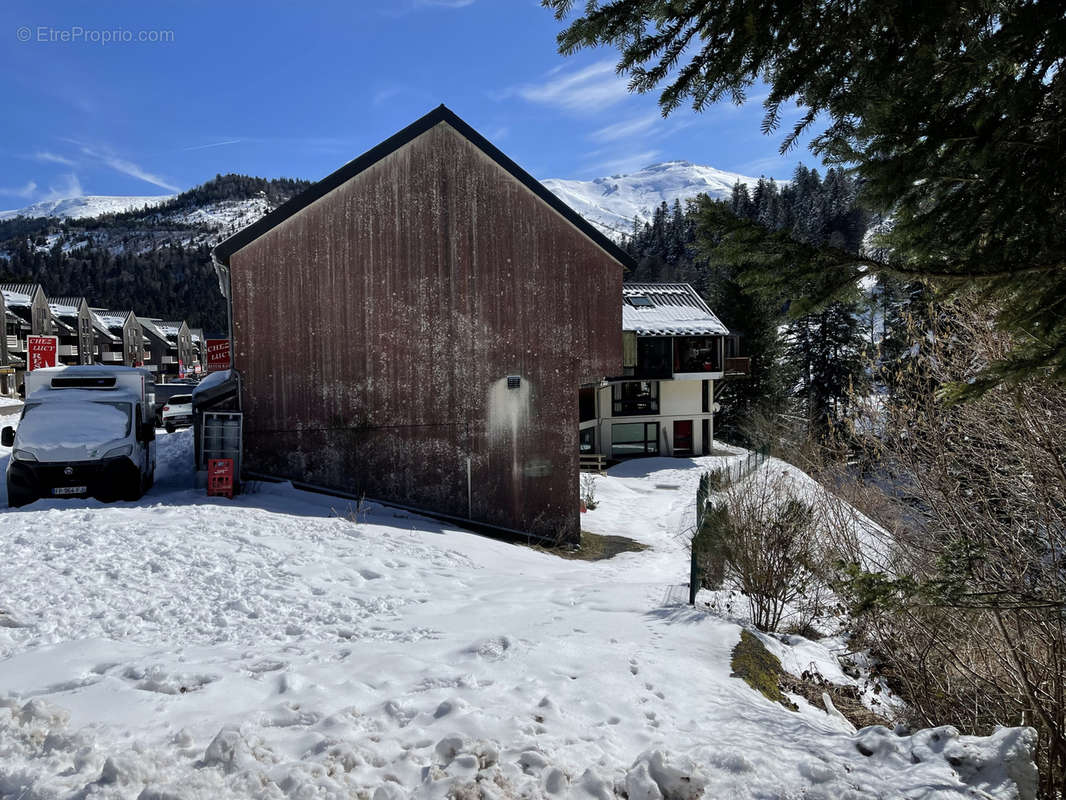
[611, 381, 659, 416]
[611, 421, 659, 458]
[579, 426, 595, 453]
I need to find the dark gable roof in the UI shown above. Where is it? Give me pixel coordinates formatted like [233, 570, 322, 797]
[213, 104, 634, 269]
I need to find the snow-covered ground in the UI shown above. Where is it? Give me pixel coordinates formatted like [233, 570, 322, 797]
[0, 429, 1036, 798]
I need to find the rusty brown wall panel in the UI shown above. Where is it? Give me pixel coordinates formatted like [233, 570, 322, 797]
[230, 122, 622, 541]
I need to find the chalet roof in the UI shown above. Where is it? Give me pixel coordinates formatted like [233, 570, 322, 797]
[159, 321, 187, 337]
[622, 283, 729, 337]
[48, 300, 82, 319]
[138, 317, 173, 344]
[0, 285, 37, 307]
[88, 309, 123, 342]
[212, 105, 634, 270]
[92, 309, 132, 330]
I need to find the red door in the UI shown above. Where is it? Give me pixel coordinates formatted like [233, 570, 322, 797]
[673, 420, 693, 456]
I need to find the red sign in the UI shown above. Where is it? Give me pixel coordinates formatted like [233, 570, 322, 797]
[206, 339, 231, 372]
[27, 335, 58, 370]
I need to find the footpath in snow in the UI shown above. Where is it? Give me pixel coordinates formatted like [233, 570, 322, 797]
[0, 429, 1036, 799]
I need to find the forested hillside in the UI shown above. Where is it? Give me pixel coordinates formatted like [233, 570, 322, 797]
[623, 165, 912, 443]
[0, 174, 310, 332]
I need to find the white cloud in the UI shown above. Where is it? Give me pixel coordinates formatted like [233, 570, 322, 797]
[736, 155, 792, 179]
[79, 145, 180, 192]
[0, 180, 39, 199]
[588, 112, 661, 143]
[514, 60, 631, 113]
[586, 150, 661, 176]
[182, 139, 242, 152]
[41, 173, 84, 201]
[34, 151, 77, 166]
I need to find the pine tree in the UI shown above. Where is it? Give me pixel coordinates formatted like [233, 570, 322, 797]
[546, 0, 1066, 389]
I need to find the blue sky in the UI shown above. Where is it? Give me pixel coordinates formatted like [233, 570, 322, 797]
[0, 0, 821, 206]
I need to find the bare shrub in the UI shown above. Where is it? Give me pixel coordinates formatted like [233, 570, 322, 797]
[826, 295, 1063, 796]
[697, 468, 824, 632]
[580, 473, 599, 510]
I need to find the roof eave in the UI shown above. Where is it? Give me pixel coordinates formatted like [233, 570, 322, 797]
[212, 105, 634, 271]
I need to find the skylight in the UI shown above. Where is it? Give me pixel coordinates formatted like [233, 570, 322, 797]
[627, 295, 654, 307]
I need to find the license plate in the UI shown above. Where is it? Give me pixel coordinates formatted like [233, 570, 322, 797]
[52, 486, 87, 496]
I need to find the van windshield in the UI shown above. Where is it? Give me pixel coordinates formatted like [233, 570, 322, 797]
[19, 401, 133, 448]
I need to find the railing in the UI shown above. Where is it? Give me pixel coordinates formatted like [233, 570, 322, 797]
[100, 351, 123, 362]
[724, 357, 750, 377]
[161, 355, 177, 364]
[58, 345, 78, 356]
[690, 445, 769, 604]
[579, 453, 607, 475]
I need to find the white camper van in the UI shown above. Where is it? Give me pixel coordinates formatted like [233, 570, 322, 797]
[3, 366, 157, 507]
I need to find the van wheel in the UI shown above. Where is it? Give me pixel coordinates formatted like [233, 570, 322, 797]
[165, 422, 175, 433]
[122, 478, 145, 502]
[7, 481, 35, 508]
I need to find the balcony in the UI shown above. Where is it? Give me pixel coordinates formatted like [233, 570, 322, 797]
[724, 357, 750, 377]
[58, 345, 78, 356]
[100, 351, 123, 362]
[6, 336, 22, 352]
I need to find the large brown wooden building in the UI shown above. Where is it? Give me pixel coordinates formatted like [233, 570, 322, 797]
[212, 106, 627, 542]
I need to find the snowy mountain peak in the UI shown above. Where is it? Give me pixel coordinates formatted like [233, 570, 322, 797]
[0, 194, 175, 222]
[543, 161, 770, 238]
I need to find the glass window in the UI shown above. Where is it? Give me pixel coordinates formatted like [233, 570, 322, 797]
[579, 426, 595, 453]
[627, 295, 653, 307]
[612, 381, 659, 416]
[579, 386, 596, 422]
[675, 336, 722, 373]
[636, 337, 672, 378]
[611, 422, 659, 458]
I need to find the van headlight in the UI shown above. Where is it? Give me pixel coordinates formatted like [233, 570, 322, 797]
[11, 449, 37, 462]
[103, 445, 132, 459]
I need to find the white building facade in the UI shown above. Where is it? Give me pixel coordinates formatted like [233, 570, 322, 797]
[580, 283, 734, 460]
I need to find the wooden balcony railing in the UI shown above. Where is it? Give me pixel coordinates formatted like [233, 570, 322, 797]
[724, 357, 751, 377]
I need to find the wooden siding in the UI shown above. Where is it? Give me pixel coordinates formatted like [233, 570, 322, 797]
[230, 121, 622, 542]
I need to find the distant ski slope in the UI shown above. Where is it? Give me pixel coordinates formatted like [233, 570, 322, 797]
[0, 160, 775, 240]
[0, 194, 175, 221]
[543, 160, 768, 238]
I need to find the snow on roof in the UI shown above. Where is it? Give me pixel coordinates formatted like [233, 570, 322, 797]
[157, 322, 183, 338]
[48, 302, 79, 318]
[137, 317, 170, 342]
[192, 368, 234, 399]
[2, 289, 32, 307]
[93, 309, 133, 328]
[0, 283, 40, 305]
[89, 310, 122, 341]
[622, 282, 729, 336]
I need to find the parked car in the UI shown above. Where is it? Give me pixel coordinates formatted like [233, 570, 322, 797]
[3, 365, 156, 507]
[161, 394, 192, 433]
[154, 383, 195, 425]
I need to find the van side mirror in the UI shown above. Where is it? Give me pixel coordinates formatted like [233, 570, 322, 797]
[140, 422, 155, 442]
[1, 427, 13, 447]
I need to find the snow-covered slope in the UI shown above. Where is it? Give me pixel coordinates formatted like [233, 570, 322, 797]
[543, 161, 767, 238]
[0, 159, 769, 240]
[0, 194, 175, 221]
[0, 415, 1037, 799]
